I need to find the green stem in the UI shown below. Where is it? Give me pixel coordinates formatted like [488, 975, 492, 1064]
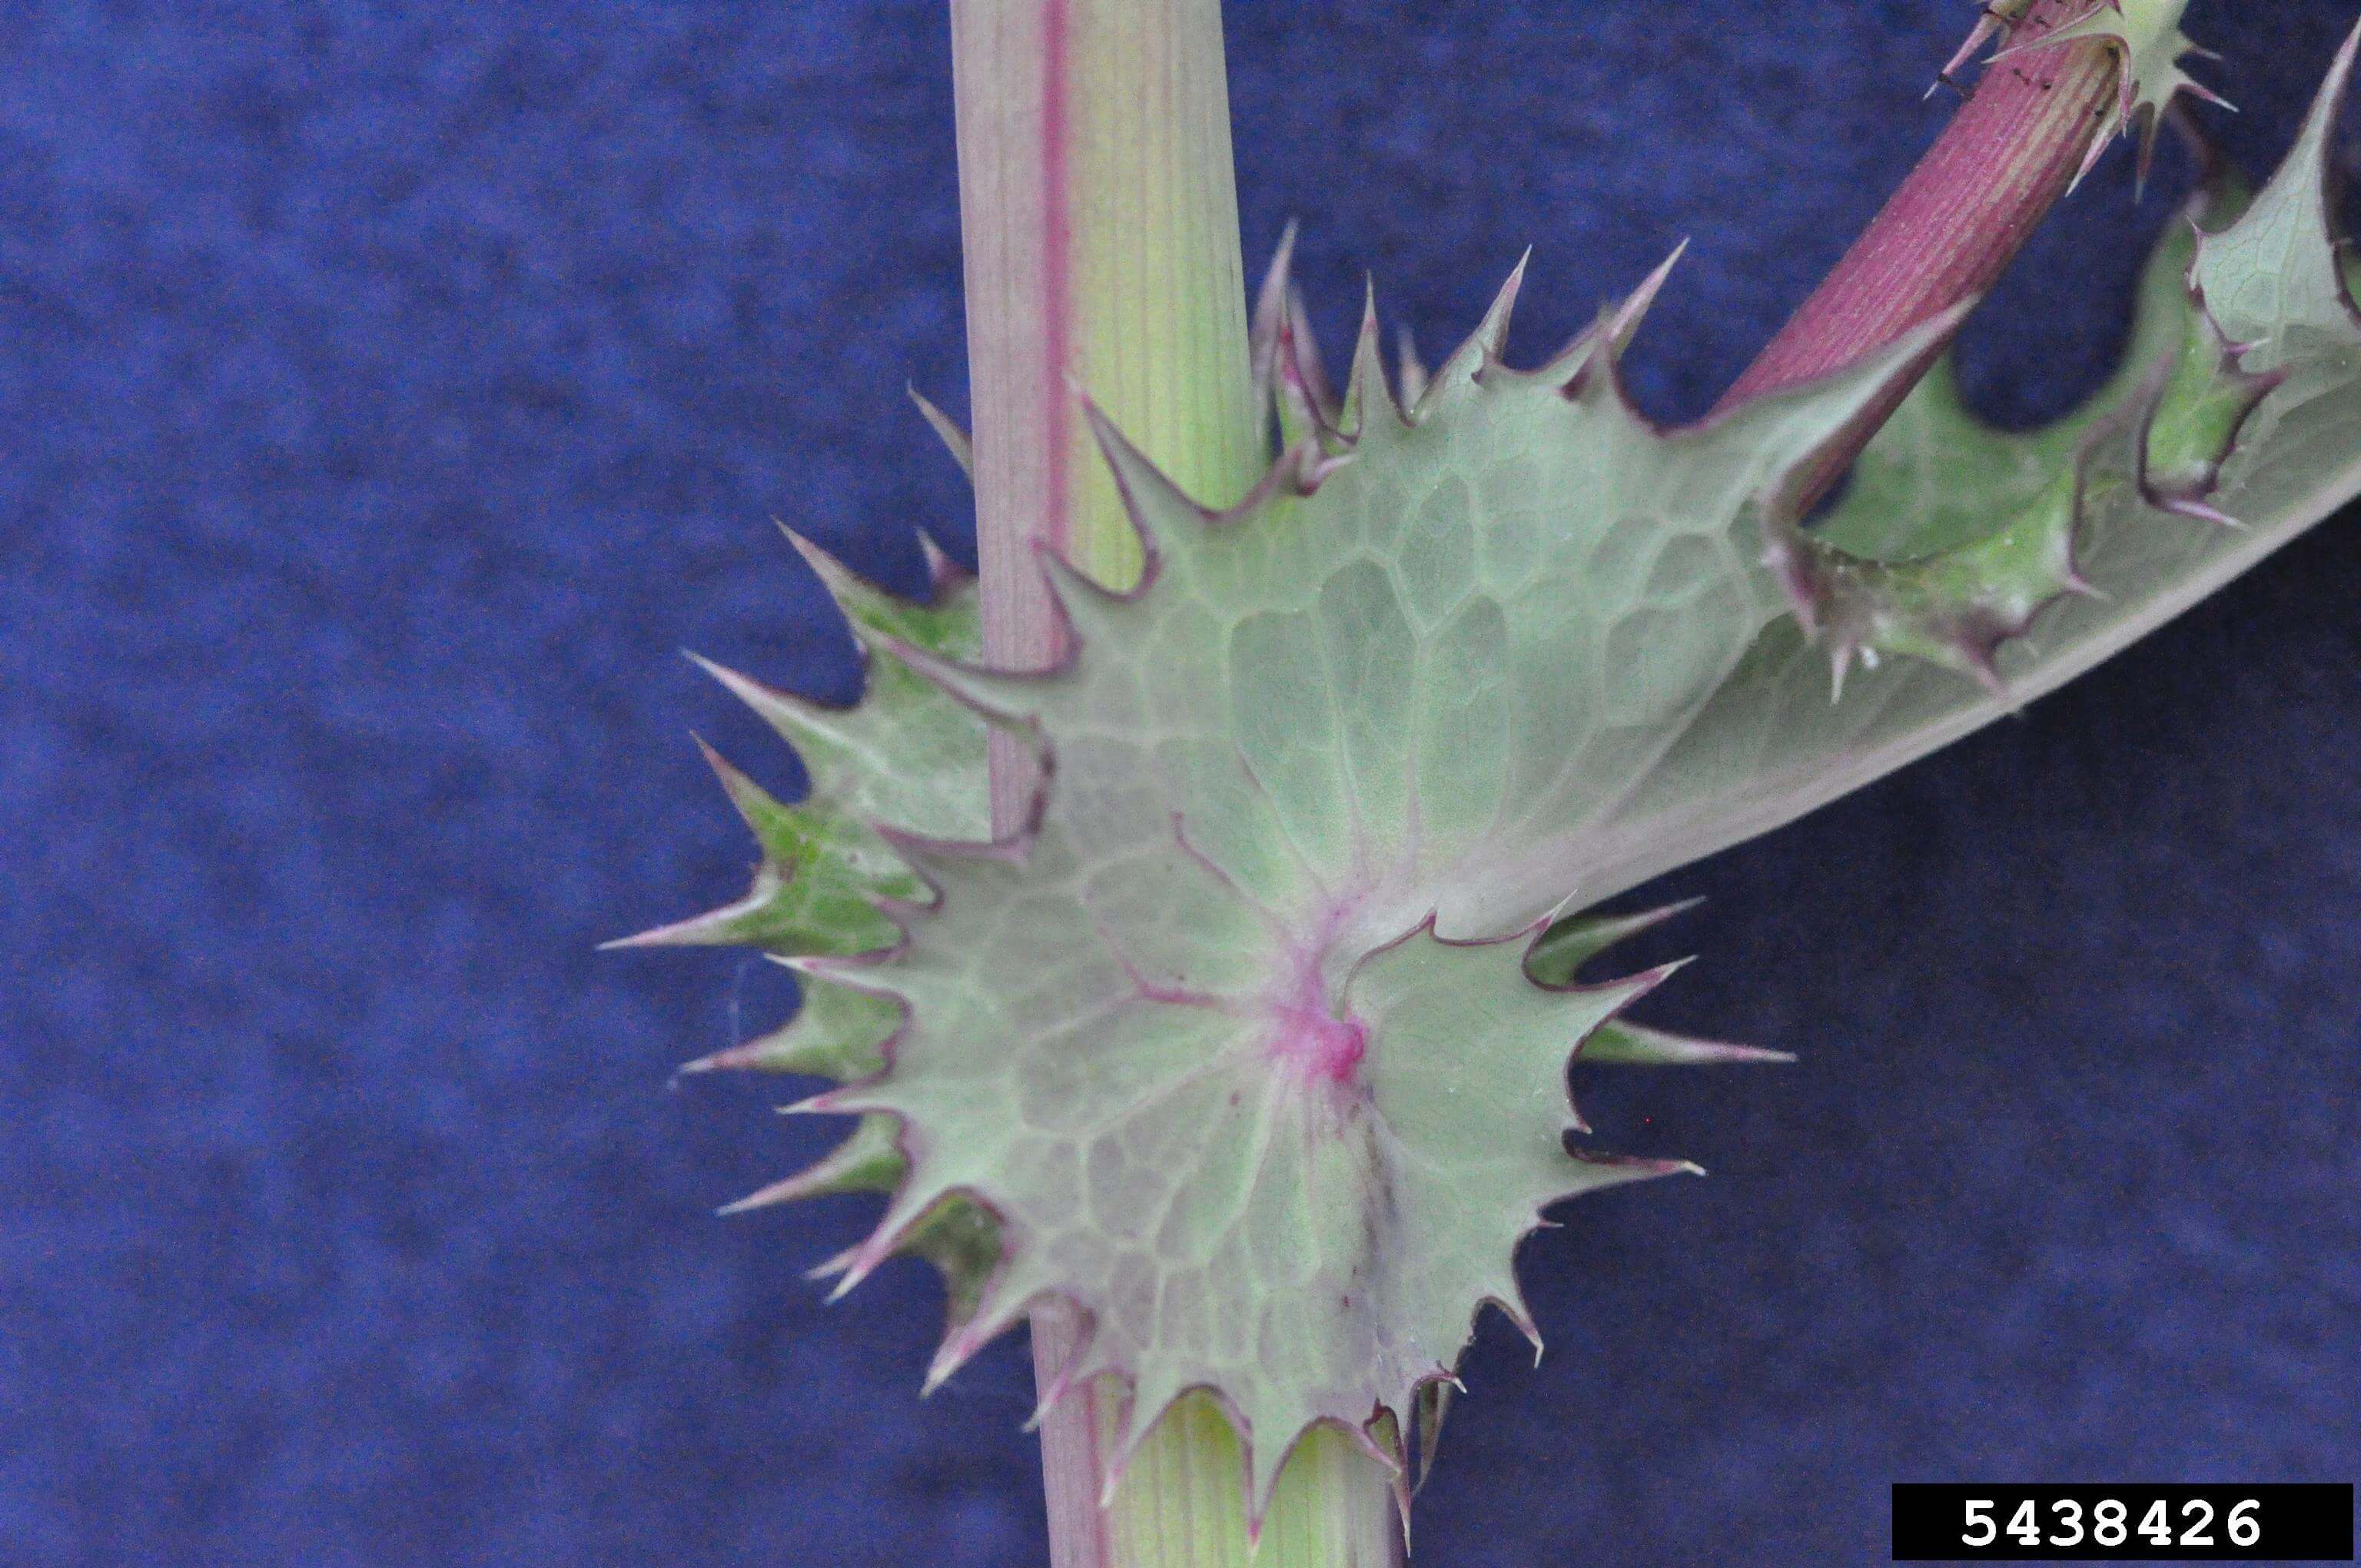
[948, 1, 1403, 1560]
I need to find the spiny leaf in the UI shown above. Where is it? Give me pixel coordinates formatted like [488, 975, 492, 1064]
[908, 386, 974, 481]
[721, 1112, 906, 1214]
[1579, 1020, 1796, 1068]
[1575, 36, 2357, 909]
[641, 25, 2361, 1523]
[1526, 901, 1792, 1065]
[696, 265, 1948, 1522]
[680, 969, 901, 1080]
[610, 529, 991, 959]
[1764, 437, 2097, 699]
[1818, 154, 2247, 560]
[1525, 898, 1702, 986]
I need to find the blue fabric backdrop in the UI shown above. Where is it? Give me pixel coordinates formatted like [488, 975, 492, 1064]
[4, 2, 2356, 1563]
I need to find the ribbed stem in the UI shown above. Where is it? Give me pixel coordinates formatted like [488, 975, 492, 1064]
[1715, 0, 2122, 505]
[948, 1, 1403, 1561]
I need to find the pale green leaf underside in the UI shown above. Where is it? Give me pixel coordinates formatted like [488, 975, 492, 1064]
[638, 29, 2361, 1516]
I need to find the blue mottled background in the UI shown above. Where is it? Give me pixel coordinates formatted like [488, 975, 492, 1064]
[5, 2, 2357, 1563]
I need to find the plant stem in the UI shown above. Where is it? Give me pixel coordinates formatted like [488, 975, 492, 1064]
[948, 1, 1403, 1560]
[1715, 0, 2122, 505]
[951, 0, 1261, 827]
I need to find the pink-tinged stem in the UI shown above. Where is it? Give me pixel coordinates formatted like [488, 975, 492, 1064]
[951, 0, 1262, 830]
[1714, 0, 2121, 504]
[948, 2, 1402, 1562]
